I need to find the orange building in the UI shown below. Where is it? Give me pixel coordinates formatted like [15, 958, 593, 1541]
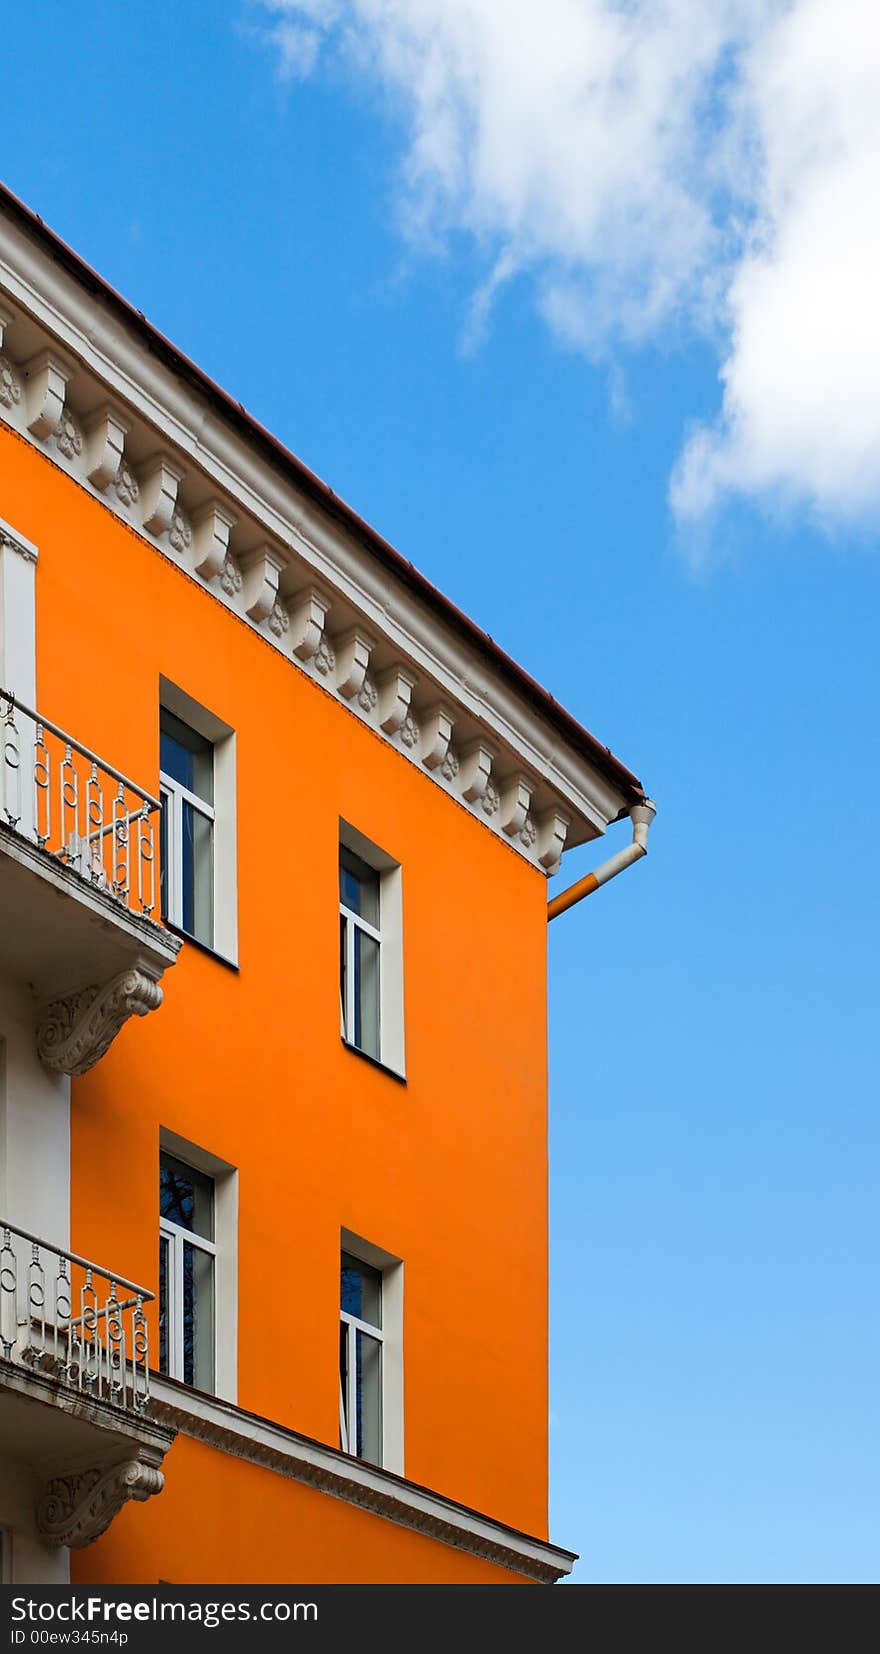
[0, 182, 653, 1587]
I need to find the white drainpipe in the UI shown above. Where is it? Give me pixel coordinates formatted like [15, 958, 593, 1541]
[547, 799, 656, 921]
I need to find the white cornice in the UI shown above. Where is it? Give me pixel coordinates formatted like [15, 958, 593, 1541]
[0, 212, 635, 872]
[150, 1377, 576, 1583]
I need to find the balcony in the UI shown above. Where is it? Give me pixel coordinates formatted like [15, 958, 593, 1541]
[0, 1220, 174, 1548]
[0, 688, 180, 1074]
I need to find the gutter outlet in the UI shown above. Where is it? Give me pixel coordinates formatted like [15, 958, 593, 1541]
[547, 798, 656, 922]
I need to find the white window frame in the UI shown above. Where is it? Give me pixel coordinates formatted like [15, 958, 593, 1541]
[339, 1229, 404, 1474]
[159, 1130, 239, 1403]
[339, 1300, 384, 1463]
[159, 1161, 216, 1393]
[339, 822, 405, 1076]
[339, 879, 382, 1058]
[159, 678, 238, 964]
[159, 766, 215, 937]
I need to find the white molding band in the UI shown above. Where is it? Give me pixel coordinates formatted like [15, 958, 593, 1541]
[0, 202, 645, 874]
[149, 1376, 576, 1583]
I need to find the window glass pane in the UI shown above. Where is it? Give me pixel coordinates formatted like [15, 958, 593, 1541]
[158, 1232, 169, 1375]
[341, 1252, 382, 1328]
[183, 1241, 215, 1391]
[160, 1153, 214, 1240]
[160, 709, 214, 805]
[356, 1330, 382, 1465]
[182, 802, 213, 946]
[339, 846, 380, 926]
[354, 928, 380, 1059]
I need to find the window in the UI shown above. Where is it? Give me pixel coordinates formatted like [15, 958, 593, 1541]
[159, 1151, 216, 1391]
[158, 1130, 238, 1401]
[158, 680, 238, 963]
[339, 1251, 383, 1465]
[338, 824, 405, 1075]
[339, 847, 381, 1061]
[160, 709, 214, 947]
[338, 1231, 404, 1472]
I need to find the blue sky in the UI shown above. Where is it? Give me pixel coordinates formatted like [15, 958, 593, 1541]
[4, 1, 878, 1584]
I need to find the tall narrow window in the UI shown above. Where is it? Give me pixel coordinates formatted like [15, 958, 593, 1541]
[339, 1250, 384, 1466]
[339, 846, 381, 1061]
[159, 709, 215, 947]
[159, 1151, 216, 1392]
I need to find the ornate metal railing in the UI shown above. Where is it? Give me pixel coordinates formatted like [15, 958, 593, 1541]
[0, 1220, 152, 1414]
[0, 688, 159, 918]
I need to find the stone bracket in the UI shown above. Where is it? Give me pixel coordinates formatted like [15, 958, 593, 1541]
[459, 740, 496, 804]
[420, 705, 455, 771]
[37, 963, 165, 1077]
[290, 586, 331, 662]
[193, 500, 237, 582]
[335, 627, 374, 700]
[84, 405, 128, 492]
[0, 301, 15, 351]
[537, 808, 571, 873]
[141, 454, 184, 537]
[241, 545, 286, 625]
[23, 349, 74, 442]
[37, 1450, 166, 1549]
[500, 773, 534, 838]
[378, 667, 416, 736]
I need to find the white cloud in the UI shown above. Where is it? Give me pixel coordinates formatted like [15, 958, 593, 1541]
[672, 0, 880, 529]
[249, 0, 337, 80]
[253, 1, 880, 535]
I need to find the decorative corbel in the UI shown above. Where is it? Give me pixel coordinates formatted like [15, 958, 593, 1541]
[0, 306, 20, 410]
[192, 501, 236, 582]
[23, 348, 74, 441]
[314, 636, 335, 676]
[536, 808, 571, 873]
[169, 510, 192, 556]
[266, 598, 288, 637]
[140, 454, 184, 537]
[420, 706, 455, 772]
[499, 773, 534, 838]
[37, 1451, 167, 1549]
[84, 405, 128, 492]
[0, 301, 15, 352]
[289, 585, 331, 662]
[240, 545, 286, 625]
[36, 964, 164, 1078]
[378, 666, 416, 736]
[335, 627, 374, 700]
[220, 555, 242, 597]
[459, 740, 496, 804]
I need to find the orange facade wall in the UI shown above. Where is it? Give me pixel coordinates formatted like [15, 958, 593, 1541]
[1, 425, 551, 1577]
[74, 1436, 533, 1585]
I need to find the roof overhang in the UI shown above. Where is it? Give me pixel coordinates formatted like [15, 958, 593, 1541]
[0, 182, 645, 874]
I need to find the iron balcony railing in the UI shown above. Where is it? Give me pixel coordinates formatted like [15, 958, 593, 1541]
[0, 688, 159, 918]
[0, 1220, 153, 1414]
